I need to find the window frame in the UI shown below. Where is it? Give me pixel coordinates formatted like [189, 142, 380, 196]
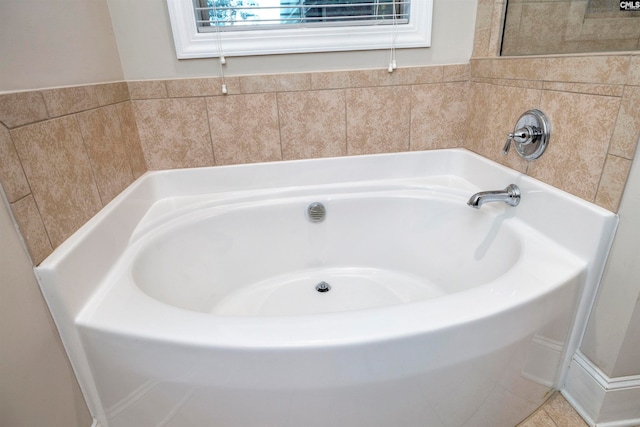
[166, 0, 433, 59]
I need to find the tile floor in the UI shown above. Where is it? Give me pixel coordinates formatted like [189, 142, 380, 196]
[517, 393, 588, 427]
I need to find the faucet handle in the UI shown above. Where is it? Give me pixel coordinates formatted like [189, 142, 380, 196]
[502, 110, 550, 160]
[502, 135, 513, 155]
[503, 126, 540, 156]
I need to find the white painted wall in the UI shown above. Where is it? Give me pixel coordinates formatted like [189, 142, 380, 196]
[0, 0, 124, 92]
[107, 0, 477, 80]
[0, 192, 92, 427]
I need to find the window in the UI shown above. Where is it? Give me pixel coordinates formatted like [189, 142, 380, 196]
[166, 0, 432, 58]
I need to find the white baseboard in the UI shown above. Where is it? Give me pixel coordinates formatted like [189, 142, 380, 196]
[563, 351, 640, 427]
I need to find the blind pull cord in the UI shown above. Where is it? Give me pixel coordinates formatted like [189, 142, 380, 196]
[388, 0, 398, 73]
[213, 3, 228, 94]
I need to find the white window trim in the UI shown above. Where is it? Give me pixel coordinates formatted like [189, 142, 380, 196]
[166, 0, 432, 59]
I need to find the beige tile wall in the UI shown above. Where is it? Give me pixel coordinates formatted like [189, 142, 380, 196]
[471, 0, 640, 213]
[128, 65, 470, 169]
[0, 83, 146, 264]
[467, 55, 640, 209]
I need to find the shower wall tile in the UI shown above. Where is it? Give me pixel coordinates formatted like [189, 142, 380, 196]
[77, 106, 134, 204]
[377, 66, 443, 86]
[443, 64, 471, 83]
[127, 80, 168, 100]
[595, 155, 632, 212]
[491, 58, 546, 81]
[166, 77, 241, 97]
[133, 98, 214, 170]
[115, 102, 147, 179]
[465, 82, 492, 156]
[609, 86, 640, 159]
[10, 195, 52, 265]
[346, 86, 411, 155]
[0, 124, 30, 203]
[10, 116, 102, 248]
[410, 82, 469, 151]
[41, 85, 100, 117]
[628, 56, 640, 86]
[528, 91, 620, 202]
[0, 91, 49, 128]
[544, 56, 630, 85]
[468, 83, 540, 173]
[278, 90, 347, 160]
[206, 93, 281, 165]
[95, 82, 130, 106]
[310, 69, 379, 90]
[474, 77, 543, 90]
[240, 73, 311, 93]
[541, 81, 624, 97]
[166, 78, 220, 97]
[470, 59, 493, 79]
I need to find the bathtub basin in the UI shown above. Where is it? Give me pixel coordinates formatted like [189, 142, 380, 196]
[35, 149, 617, 427]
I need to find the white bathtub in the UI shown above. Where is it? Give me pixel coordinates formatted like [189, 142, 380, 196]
[35, 149, 617, 427]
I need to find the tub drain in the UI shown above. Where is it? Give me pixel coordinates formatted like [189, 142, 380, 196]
[307, 202, 326, 223]
[315, 281, 331, 292]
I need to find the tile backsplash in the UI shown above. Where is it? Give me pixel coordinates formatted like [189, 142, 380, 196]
[1, 56, 639, 265]
[0, 83, 145, 263]
[468, 55, 640, 210]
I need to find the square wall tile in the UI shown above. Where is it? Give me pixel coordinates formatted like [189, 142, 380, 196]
[443, 64, 471, 83]
[95, 82, 130, 106]
[77, 106, 135, 204]
[628, 55, 640, 86]
[346, 86, 411, 155]
[595, 155, 632, 212]
[128, 80, 168, 100]
[609, 86, 640, 160]
[0, 91, 49, 129]
[278, 90, 346, 160]
[0, 124, 30, 203]
[544, 56, 630, 85]
[206, 93, 282, 165]
[310, 69, 379, 90]
[528, 91, 620, 201]
[133, 98, 215, 170]
[240, 73, 311, 93]
[41, 85, 100, 117]
[166, 77, 240, 97]
[115, 102, 147, 178]
[10, 195, 53, 264]
[11, 116, 102, 247]
[411, 82, 469, 151]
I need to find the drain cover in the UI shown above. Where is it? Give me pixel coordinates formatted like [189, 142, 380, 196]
[315, 281, 331, 292]
[307, 202, 326, 223]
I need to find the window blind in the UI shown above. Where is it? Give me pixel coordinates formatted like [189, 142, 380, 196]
[194, 0, 410, 32]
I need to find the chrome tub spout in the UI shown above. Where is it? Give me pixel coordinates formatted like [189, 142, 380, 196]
[467, 184, 521, 209]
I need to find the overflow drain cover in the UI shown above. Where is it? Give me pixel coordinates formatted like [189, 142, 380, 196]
[315, 281, 331, 292]
[307, 202, 326, 223]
